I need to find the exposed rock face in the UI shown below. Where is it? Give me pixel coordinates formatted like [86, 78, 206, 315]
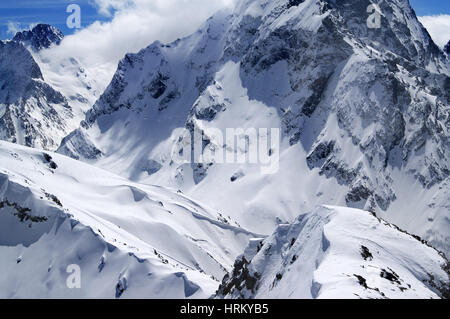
[0, 40, 73, 150]
[13, 24, 64, 51]
[58, 0, 450, 255]
[2, 24, 100, 151]
[445, 40, 450, 55]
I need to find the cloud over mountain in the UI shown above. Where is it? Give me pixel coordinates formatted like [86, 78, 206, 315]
[418, 14, 450, 48]
[40, 0, 235, 87]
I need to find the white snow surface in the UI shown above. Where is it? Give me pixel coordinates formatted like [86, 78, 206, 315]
[0, 141, 257, 298]
[59, 0, 450, 258]
[218, 205, 449, 299]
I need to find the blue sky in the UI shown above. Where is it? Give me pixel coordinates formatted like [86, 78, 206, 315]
[0, 0, 449, 40]
[0, 0, 114, 39]
[409, 0, 450, 16]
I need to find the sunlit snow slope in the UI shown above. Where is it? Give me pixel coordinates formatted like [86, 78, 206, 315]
[59, 0, 450, 256]
[217, 206, 449, 299]
[0, 24, 105, 151]
[0, 141, 257, 298]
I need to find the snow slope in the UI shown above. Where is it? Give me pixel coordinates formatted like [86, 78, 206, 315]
[0, 141, 257, 298]
[13, 24, 63, 52]
[217, 205, 449, 299]
[30, 40, 106, 122]
[58, 0, 450, 256]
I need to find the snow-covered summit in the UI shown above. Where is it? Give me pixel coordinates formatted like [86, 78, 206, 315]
[0, 23, 94, 151]
[13, 24, 64, 51]
[217, 205, 449, 299]
[0, 40, 74, 150]
[0, 0, 449, 299]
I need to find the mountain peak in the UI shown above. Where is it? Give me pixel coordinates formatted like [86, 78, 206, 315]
[445, 40, 450, 55]
[13, 24, 64, 51]
[0, 39, 72, 150]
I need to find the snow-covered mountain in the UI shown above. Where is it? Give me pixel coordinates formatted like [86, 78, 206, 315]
[30, 49, 102, 126]
[0, 140, 257, 298]
[0, 39, 74, 150]
[58, 0, 450, 258]
[12, 24, 63, 52]
[216, 205, 449, 299]
[2, 140, 447, 298]
[0, 25, 100, 151]
[24, 24, 105, 122]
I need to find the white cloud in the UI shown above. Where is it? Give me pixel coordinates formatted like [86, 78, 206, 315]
[6, 21, 21, 35]
[418, 15, 450, 48]
[90, 0, 134, 17]
[6, 21, 40, 36]
[39, 0, 236, 91]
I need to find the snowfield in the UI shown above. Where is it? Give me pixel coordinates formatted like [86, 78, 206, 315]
[0, 141, 448, 298]
[0, 141, 257, 298]
[0, 0, 449, 299]
[217, 206, 449, 299]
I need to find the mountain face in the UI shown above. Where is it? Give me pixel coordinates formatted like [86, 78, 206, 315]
[445, 41, 450, 55]
[216, 206, 449, 299]
[58, 0, 450, 257]
[0, 141, 257, 298]
[0, 0, 448, 300]
[2, 141, 447, 298]
[0, 40, 74, 150]
[18, 23, 104, 117]
[13, 24, 63, 51]
[0, 24, 95, 151]
[57, 0, 450, 257]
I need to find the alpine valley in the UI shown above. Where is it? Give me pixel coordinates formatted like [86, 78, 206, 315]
[0, 0, 449, 299]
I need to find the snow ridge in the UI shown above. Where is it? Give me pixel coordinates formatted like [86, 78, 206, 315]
[216, 205, 449, 299]
[0, 141, 257, 298]
[58, 0, 450, 256]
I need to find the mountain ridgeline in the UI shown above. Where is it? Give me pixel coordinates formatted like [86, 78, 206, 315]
[59, 0, 450, 256]
[0, 24, 98, 150]
[0, 0, 449, 299]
